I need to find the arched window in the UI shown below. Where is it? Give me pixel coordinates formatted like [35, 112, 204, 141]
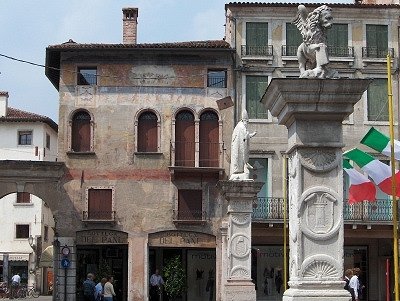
[175, 110, 195, 167]
[137, 111, 158, 152]
[199, 111, 219, 167]
[71, 111, 91, 152]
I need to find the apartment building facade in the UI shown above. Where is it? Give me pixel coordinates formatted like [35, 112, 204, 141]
[224, 2, 400, 300]
[0, 92, 57, 294]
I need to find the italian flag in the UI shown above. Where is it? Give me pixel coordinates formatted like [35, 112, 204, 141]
[343, 159, 376, 203]
[361, 127, 400, 160]
[344, 148, 400, 197]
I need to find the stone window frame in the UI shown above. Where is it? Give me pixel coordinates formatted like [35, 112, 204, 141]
[363, 76, 391, 126]
[84, 185, 116, 220]
[67, 108, 95, 154]
[134, 108, 162, 154]
[77, 66, 98, 86]
[171, 107, 223, 168]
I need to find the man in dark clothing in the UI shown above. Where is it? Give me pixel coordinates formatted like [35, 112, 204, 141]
[83, 273, 96, 301]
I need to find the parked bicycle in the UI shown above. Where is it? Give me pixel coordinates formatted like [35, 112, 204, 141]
[11, 285, 39, 299]
[26, 286, 40, 298]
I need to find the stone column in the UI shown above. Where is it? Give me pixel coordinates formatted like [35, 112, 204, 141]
[217, 181, 263, 301]
[262, 78, 370, 301]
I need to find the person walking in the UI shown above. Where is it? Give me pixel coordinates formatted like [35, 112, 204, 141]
[95, 278, 107, 301]
[103, 276, 116, 301]
[344, 269, 355, 299]
[83, 273, 96, 301]
[10, 272, 21, 299]
[349, 268, 361, 301]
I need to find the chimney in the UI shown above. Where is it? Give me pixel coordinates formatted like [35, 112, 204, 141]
[122, 8, 138, 44]
[0, 91, 9, 117]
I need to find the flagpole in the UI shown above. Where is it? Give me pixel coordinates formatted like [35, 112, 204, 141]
[387, 53, 399, 300]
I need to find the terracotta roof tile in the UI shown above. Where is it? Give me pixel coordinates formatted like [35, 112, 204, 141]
[0, 107, 58, 132]
[0, 91, 9, 96]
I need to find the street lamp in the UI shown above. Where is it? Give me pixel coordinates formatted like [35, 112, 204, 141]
[28, 235, 36, 251]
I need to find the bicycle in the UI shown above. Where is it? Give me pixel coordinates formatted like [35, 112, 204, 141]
[26, 286, 39, 298]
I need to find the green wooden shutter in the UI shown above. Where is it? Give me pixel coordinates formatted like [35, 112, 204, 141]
[286, 23, 302, 56]
[327, 24, 348, 56]
[246, 76, 269, 119]
[366, 25, 387, 58]
[246, 22, 268, 55]
[367, 78, 388, 121]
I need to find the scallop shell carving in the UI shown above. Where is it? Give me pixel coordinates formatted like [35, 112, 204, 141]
[231, 213, 250, 225]
[230, 266, 249, 277]
[302, 260, 338, 279]
[299, 149, 339, 172]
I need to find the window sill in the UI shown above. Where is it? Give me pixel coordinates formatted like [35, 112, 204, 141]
[13, 203, 34, 207]
[173, 219, 207, 225]
[67, 151, 96, 156]
[134, 152, 163, 156]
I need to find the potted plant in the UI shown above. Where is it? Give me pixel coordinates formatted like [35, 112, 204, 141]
[163, 255, 186, 300]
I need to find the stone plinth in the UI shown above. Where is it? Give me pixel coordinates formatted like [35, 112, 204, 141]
[262, 78, 370, 301]
[217, 181, 263, 301]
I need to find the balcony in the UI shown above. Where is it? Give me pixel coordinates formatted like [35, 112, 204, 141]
[241, 45, 273, 64]
[362, 47, 394, 58]
[172, 209, 207, 224]
[252, 197, 396, 224]
[82, 210, 116, 223]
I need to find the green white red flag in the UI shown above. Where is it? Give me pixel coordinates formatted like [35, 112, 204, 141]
[343, 148, 400, 197]
[343, 159, 376, 203]
[361, 127, 400, 160]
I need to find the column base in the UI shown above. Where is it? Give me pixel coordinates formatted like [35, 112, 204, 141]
[224, 279, 256, 301]
[283, 288, 352, 301]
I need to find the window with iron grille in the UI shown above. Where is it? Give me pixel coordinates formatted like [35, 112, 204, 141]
[16, 224, 29, 239]
[18, 131, 32, 145]
[137, 111, 158, 152]
[366, 25, 388, 58]
[71, 110, 92, 152]
[178, 190, 202, 220]
[77, 67, 97, 85]
[16, 192, 30, 203]
[207, 70, 227, 88]
[367, 78, 388, 121]
[246, 76, 269, 119]
[87, 188, 113, 220]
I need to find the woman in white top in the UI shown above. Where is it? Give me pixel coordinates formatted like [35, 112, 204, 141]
[103, 276, 116, 301]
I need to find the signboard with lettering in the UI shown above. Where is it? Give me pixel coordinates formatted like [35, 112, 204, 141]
[76, 230, 128, 245]
[148, 231, 216, 248]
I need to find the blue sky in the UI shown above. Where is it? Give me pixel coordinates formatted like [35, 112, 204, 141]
[0, 0, 351, 122]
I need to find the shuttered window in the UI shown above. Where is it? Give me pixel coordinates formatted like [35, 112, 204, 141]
[367, 78, 388, 121]
[175, 111, 195, 167]
[71, 111, 91, 152]
[88, 189, 113, 220]
[137, 111, 158, 152]
[366, 25, 388, 58]
[178, 190, 202, 220]
[199, 111, 219, 167]
[16, 192, 30, 203]
[16, 224, 30, 239]
[285, 23, 302, 56]
[327, 24, 348, 57]
[246, 22, 268, 55]
[246, 76, 269, 119]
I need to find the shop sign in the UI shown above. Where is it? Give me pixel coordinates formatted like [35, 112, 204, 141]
[148, 231, 216, 248]
[9, 254, 29, 261]
[76, 230, 128, 245]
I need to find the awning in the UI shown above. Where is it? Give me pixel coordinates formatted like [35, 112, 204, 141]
[39, 246, 53, 268]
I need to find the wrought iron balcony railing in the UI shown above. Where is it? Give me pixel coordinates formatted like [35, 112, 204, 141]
[171, 141, 222, 168]
[82, 211, 116, 221]
[281, 45, 354, 57]
[207, 76, 227, 88]
[362, 47, 394, 58]
[173, 209, 207, 222]
[241, 45, 273, 57]
[252, 197, 396, 223]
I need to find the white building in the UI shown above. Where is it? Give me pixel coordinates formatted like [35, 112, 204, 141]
[0, 91, 57, 294]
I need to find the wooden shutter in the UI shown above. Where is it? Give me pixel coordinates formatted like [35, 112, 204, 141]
[175, 111, 195, 167]
[366, 25, 388, 58]
[286, 23, 302, 56]
[327, 24, 348, 56]
[72, 111, 91, 152]
[178, 190, 202, 220]
[16, 192, 30, 203]
[88, 189, 112, 219]
[246, 76, 269, 119]
[246, 22, 268, 55]
[367, 79, 388, 121]
[199, 111, 219, 167]
[138, 112, 157, 152]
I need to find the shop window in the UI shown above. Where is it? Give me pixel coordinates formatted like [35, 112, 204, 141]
[16, 192, 30, 203]
[77, 67, 97, 85]
[246, 76, 269, 119]
[16, 224, 29, 239]
[177, 189, 203, 221]
[71, 110, 93, 152]
[18, 131, 32, 145]
[207, 70, 227, 88]
[199, 111, 219, 167]
[367, 79, 388, 121]
[85, 188, 114, 220]
[175, 110, 195, 167]
[137, 111, 158, 152]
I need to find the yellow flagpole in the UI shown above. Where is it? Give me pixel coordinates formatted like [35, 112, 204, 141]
[283, 155, 287, 291]
[387, 53, 399, 301]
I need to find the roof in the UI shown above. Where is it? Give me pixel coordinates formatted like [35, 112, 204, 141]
[225, 2, 400, 9]
[0, 107, 58, 132]
[46, 39, 233, 90]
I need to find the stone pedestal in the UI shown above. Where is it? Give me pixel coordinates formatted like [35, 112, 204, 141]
[262, 79, 370, 301]
[217, 181, 263, 301]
